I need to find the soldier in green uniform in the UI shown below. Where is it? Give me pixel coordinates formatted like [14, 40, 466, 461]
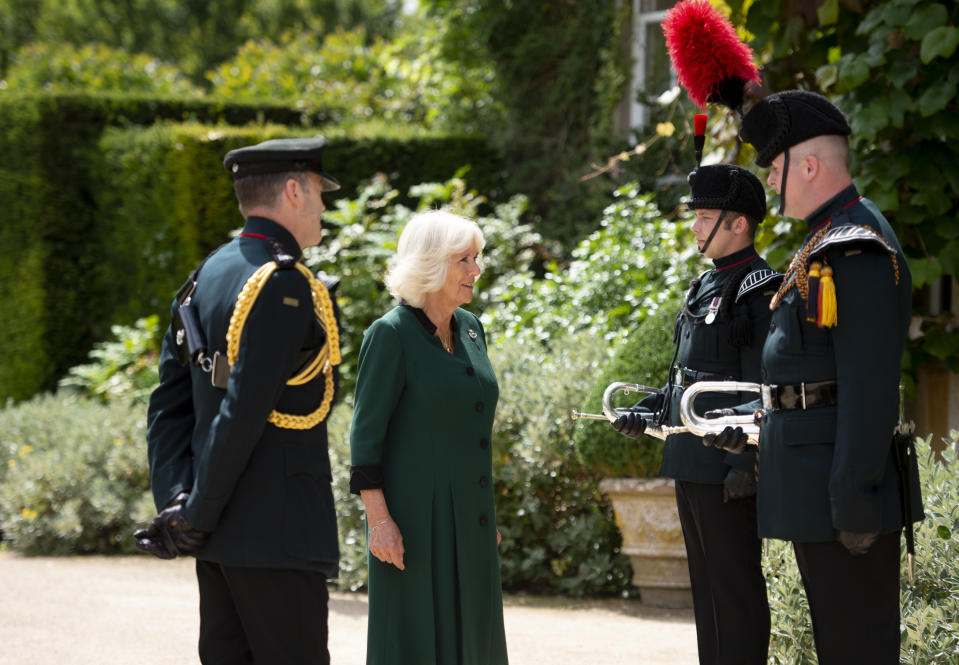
[612, 164, 778, 665]
[707, 91, 924, 664]
[134, 136, 344, 664]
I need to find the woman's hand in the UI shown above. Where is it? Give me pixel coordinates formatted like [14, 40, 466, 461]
[369, 518, 405, 570]
[360, 489, 405, 570]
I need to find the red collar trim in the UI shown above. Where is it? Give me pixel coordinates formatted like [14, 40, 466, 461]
[811, 195, 863, 233]
[716, 253, 758, 271]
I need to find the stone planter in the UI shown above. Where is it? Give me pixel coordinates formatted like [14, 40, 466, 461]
[599, 477, 692, 608]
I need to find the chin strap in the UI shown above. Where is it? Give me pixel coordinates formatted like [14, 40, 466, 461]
[699, 210, 727, 255]
[779, 148, 790, 217]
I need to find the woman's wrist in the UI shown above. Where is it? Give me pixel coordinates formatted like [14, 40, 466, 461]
[369, 517, 390, 533]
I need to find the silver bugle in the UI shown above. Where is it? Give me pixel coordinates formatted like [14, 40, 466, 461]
[678, 380, 763, 446]
[570, 381, 689, 441]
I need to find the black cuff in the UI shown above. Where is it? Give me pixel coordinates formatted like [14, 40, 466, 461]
[349, 464, 385, 495]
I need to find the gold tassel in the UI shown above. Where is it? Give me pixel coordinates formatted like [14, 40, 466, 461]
[806, 261, 821, 322]
[818, 264, 837, 328]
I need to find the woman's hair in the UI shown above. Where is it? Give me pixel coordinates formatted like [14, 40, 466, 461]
[384, 210, 486, 308]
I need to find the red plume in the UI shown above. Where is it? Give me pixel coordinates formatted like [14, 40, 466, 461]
[662, 0, 759, 111]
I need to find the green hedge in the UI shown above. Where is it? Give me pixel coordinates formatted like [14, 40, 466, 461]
[0, 92, 504, 402]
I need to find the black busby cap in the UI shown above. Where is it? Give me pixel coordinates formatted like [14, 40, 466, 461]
[687, 164, 766, 222]
[739, 90, 851, 167]
[223, 136, 340, 191]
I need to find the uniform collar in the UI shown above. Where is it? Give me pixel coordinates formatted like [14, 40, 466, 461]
[713, 244, 757, 271]
[240, 216, 302, 258]
[804, 184, 860, 230]
[400, 301, 459, 334]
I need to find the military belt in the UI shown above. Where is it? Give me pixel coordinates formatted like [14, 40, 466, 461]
[761, 380, 838, 410]
[674, 367, 733, 388]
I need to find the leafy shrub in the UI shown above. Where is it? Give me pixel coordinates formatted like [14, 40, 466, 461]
[0, 393, 154, 554]
[489, 330, 634, 596]
[571, 301, 681, 478]
[2, 42, 202, 95]
[58, 316, 160, 404]
[326, 399, 368, 591]
[485, 183, 699, 346]
[206, 20, 503, 134]
[764, 435, 959, 664]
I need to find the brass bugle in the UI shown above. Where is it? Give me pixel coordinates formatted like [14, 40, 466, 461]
[678, 380, 763, 446]
[570, 381, 689, 441]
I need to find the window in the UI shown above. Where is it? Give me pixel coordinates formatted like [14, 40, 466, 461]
[630, 0, 676, 129]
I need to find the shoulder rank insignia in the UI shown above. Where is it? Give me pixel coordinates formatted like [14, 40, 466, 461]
[810, 224, 896, 258]
[736, 268, 783, 303]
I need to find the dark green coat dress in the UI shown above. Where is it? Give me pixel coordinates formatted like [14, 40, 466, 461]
[757, 186, 924, 542]
[659, 245, 780, 482]
[350, 305, 508, 665]
[146, 216, 340, 575]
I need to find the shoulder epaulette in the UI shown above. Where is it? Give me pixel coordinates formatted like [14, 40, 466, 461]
[736, 268, 783, 302]
[810, 224, 895, 258]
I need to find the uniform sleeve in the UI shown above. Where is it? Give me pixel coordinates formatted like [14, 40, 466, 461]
[349, 316, 407, 493]
[725, 286, 773, 470]
[185, 269, 314, 532]
[145, 300, 196, 511]
[827, 247, 902, 532]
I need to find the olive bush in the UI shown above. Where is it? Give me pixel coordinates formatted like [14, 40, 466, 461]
[0, 393, 154, 554]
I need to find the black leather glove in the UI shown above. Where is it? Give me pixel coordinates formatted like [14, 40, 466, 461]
[612, 411, 648, 439]
[722, 467, 757, 502]
[838, 530, 879, 556]
[134, 492, 209, 558]
[702, 425, 749, 454]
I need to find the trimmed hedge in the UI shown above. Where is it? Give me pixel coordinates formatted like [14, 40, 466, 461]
[0, 92, 504, 401]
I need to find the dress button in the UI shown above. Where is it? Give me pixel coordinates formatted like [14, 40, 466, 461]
[478, 515, 488, 527]
[466, 367, 475, 376]
[480, 439, 489, 449]
[685, 330, 690, 338]
[475, 401, 484, 412]
[770, 322, 776, 331]
[479, 476, 489, 488]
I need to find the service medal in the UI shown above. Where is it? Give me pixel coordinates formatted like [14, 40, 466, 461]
[704, 297, 722, 324]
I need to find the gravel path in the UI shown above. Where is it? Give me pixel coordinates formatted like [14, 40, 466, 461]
[0, 551, 697, 664]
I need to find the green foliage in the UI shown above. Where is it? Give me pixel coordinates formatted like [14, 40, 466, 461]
[727, 0, 959, 375]
[489, 331, 634, 595]
[1, 42, 202, 95]
[0, 0, 402, 83]
[0, 394, 154, 554]
[486, 183, 700, 345]
[764, 436, 959, 664]
[58, 316, 161, 405]
[208, 20, 503, 134]
[572, 303, 679, 478]
[424, 0, 625, 244]
[326, 399, 368, 591]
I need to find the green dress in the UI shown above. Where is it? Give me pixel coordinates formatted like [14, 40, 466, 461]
[350, 304, 508, 665]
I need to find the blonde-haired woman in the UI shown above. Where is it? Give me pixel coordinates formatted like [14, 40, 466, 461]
[350, 210, 508, 665]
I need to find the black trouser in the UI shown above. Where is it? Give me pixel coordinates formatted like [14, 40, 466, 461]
[196, 560, 330, 665]
[675, 480, 769, 665]
[793, 530, 901, 665]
